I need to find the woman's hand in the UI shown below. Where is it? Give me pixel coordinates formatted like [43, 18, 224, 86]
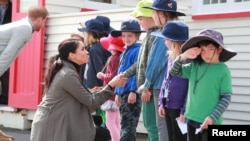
[115, 95, 121, 107]
[108, 75, 127, 87]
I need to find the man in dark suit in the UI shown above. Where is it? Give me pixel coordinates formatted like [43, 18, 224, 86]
[0, 0, 12, 104]
[0, 0, 11, 24]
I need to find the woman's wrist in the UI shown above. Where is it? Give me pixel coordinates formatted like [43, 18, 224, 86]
[107, 83, 114, 89]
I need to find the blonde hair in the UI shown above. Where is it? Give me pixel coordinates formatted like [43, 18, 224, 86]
[168, 41, 184, 61]
[83, 31, 103, 47]
[28, 5, 49, 20]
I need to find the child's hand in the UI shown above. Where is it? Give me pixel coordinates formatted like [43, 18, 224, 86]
[115, 95, 121, 107]
[178, 114, 186, 123]
[158, 105, 165, 117]
[200, 116, 213, 130]
[141, 87, 152, 102]
[128, 92, 137, 104]
[96, 72, 104, 79]
[182, 47, 201, 60]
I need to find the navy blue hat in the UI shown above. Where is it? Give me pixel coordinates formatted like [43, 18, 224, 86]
[143, 0, 186, 16]
[95, 15, 115, 36]
[151, 21, 189, 42]
[78, 19, 104, 34]
[111, 19, 146, 37]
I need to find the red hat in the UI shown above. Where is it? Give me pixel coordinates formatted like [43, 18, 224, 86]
[100, 34, 125, 53]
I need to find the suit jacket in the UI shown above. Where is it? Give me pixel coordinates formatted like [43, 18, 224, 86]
[2, 1, 12, 25]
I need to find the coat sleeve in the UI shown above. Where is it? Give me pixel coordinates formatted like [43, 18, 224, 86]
[144, 37, 168, 89]
[61, 71, 114, 110]
[0, 25, 32, 76]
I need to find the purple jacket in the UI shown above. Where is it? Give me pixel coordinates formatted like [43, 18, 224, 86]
[159, 58, 188, 115]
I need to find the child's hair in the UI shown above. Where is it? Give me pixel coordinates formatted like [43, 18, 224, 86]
[197, 40, 220, 48]
[162, 11, 179, 21]
[156, 10, 179, 28]
[134, 33, 142, 41]
[168, 41, 183, 61]
[83, 31, 103, 46]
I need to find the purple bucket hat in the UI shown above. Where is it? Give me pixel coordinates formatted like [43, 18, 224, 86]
[181, 29, 237, 62]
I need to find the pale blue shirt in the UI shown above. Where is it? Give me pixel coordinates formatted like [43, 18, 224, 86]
[0, 17, 33, 76]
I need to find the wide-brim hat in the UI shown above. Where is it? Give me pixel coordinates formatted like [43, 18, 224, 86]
[100, 35, 125, 53]
[143, 0, 186, 16]
[151, 21, 188, 42]
[181, 29, 237, 62]
[95, 15, 115, 36]
[77, 19, 104, 34]
[130, 0, 153, 18]
[111, 19, 146, 37]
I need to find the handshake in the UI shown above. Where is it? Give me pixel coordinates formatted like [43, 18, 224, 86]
[107, 73, 128, 88]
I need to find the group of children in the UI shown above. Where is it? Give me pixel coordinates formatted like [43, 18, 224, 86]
[71, 0, 237, 141]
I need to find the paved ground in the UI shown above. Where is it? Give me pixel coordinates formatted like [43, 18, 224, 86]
[0, 127, 30, 141]
[0, 127, 147, 141]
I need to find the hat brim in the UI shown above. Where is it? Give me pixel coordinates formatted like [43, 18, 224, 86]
[151, 31, 166, 39]
[108, 44, 125, 52]
[142, 6, 186, 16]
[151, 31, 187, 42]
[78, 27, 87, 32]
[182, 36, 237, 62]
[100, 37, 110, 51]
[111, 30, 146, 37]
[78, 27, 104, 34]
[130, 9, 153, 18]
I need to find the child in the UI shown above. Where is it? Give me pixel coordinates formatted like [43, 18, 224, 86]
[78, 18, 111, 89]
[123, 0, 160, 140]
[112, 19, 145, 141]
[142, 0, 186, 141]
[152, 21, 189, 141]
[170, 29, 237, 141]
[97, 35, 125, 141]
[78, 18, 111, 127]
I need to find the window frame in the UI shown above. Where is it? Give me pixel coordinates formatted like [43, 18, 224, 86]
[192, 0, 250, 20]
[84, 0, 119, 10]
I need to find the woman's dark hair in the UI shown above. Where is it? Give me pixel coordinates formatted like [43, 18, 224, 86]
[44, 38, 80, 93]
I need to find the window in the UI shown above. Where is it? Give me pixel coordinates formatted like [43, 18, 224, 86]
[89, 0, 116, 4]
[192, 0, 250, 19]
[84, 0, 119, 10]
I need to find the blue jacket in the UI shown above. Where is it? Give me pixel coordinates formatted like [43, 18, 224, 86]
[115, 43, 140, 95]
[144, 37, 168, 89]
